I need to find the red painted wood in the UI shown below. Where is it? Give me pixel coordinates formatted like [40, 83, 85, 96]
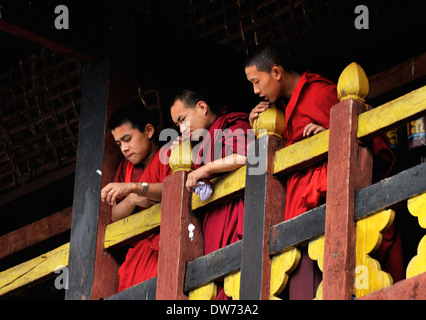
[322, 99, 373, 300]
[156, 172, 204, 300]
[358, 272, 426, 300]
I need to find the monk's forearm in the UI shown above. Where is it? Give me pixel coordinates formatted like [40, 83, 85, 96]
[203, 154, 247, 175]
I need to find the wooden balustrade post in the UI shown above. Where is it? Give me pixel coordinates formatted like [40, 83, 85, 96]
[240, 103, 286, 300]
[66, 11, 137, 300]
[156, 139, 204, 300]
[322, 63, 373, 300]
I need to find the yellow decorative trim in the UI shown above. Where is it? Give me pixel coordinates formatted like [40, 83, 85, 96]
[270, 247, 301, 300]
[224, 271, 241, 300]
[406, 236, 426, 279]
[337, 62, 369, 102]
[406, 192, 426, 278]
[355, 209, 395, 298]
[104, 203, 161, 249]
[169, 139, 193, 173]
[188, 282, 218, 300]
[407, 191, 426, 229]
[253, 102, 285, 138]
[308, 235, 325, 300]
[357, 85, 426, 139]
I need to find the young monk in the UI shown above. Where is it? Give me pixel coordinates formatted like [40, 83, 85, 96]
[100, 100, 172, 292]
[170, 89, 254, 299]
[245, 45, 404, 298]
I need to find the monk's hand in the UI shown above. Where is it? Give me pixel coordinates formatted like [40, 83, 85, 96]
[303, 123, 326, 138]
[101, 182, 138, 206]
[169, 136, 184, 151]
[186, 167, 209, 192]
[249, 101, 270, 128]
[127, 194, 157, 209]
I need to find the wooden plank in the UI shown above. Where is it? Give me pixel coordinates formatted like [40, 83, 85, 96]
[106, 277, 157, 300]
[240, 136, 286, 300]
[273, 129, 329, 175]
[357, 85, 426, 139]
[0, 243, 69, 298]
[0, 207, 72, 259]
[191, 165, 246, 211]
[104, 204, 161, 250]
[65, 55, 112, 301]
[322, 99, 373, 300]
[184, 241, 242, 292]
[358, 272, 426, 300]
[369, 52, 426, 99]
[269, 204, 326, 256]
[156, 172, 204, 300]
[354, 162, 426, 220]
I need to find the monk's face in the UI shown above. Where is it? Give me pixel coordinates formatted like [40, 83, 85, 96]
[170, 99, 211, 140]
[111, 122, 153, 165]
[245, 65, 284, 102]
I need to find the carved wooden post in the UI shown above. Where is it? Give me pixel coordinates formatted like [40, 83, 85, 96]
[322, 63, 373, 300]
[156, 139, 204, 300]
[240, 102, 287, 300]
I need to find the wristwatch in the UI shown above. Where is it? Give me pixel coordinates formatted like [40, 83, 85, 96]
[139, 182, 149, 197]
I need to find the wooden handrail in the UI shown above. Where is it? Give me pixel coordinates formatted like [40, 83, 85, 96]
[104, 203, 161, 250]
[0, 243, 69, 298]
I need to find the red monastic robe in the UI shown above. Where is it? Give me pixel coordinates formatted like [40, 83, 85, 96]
[282, 72, 404, 299]
[114, 149, 172, 292]
[193, 108, 253, 300]
[194, 108, 253, 255]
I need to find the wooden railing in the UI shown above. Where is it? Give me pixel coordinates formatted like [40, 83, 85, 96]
[1, 61, 425, 300]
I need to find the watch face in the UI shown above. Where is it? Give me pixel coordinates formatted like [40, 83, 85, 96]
[142, 182, 148, 187]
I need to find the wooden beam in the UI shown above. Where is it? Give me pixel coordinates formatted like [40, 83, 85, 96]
[185, 241, 242, 292]
[0, 207, 72, 260]
[156, 172, 204, 300]
[0, 243, 69, 298]
[240, 136, 286, 300]
[0, 21, 94, 62]
[104, 204, 161, 250]
[106, 277, 157, 300]
[358, 85, 426, 139]
[192, 166, 246, 212]
[322, 99, 373, 300]
[65, 55, 111, 301]
[269, 204, 326, 256]
[355, 161, 426, 220]
[369, 52, 426, 100]
[273, 129, 329, 176]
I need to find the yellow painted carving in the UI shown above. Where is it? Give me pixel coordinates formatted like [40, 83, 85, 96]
[406, 192, 426, 279]
[0, 243, 69, 297]
[355, 209, 395, 298]
[308, 235, 325, 300]
[337, 62, 369, 102]
[253, 101, 286, 138]
[270, 247, 301, 300]
[224, 271, 241, 300]
[406, 236, 426, 279]
[407, 191, 426, 229]
[169, 138, 193, 173]
[188, 282, 218, 300]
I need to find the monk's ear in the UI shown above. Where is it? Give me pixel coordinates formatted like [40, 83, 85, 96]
[271, 65, 283, 81]
[144, 124, 155, 139]
[197, 101, 209, 115]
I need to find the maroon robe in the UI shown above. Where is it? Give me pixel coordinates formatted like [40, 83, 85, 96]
[114, 149, 172, 292]
[193, 107, 253, 299]
[281, 72, 403, 299]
